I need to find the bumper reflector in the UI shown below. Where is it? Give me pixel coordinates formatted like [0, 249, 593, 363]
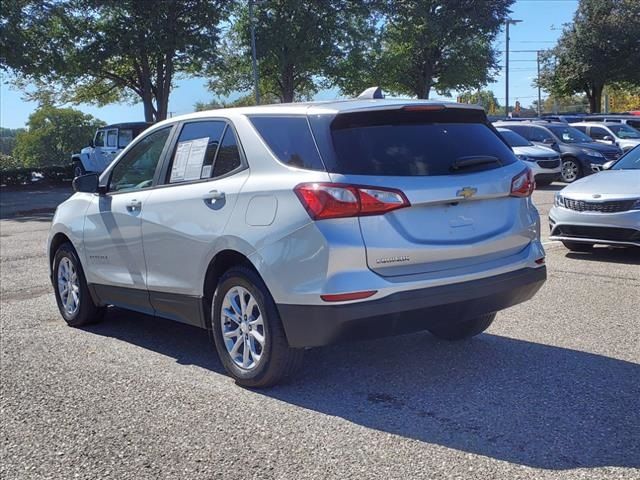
[320, 291, 377, 302]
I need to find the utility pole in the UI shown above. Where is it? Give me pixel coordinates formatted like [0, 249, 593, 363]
[536, 50, 542, 117]
[505, 18, 522, 117]
[249, 0, 260, 105]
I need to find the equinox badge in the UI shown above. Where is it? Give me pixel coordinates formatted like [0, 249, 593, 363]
[456, 187, 477, 199]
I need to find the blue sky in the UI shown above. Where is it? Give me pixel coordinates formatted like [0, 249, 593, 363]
[0, 0, 578, 129]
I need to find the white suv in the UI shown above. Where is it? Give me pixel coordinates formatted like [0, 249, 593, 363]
[48, 97, 547, 387]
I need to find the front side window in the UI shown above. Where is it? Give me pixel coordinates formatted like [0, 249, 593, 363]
[249, 116, 325, 171]
[109, 127, 171, 192]
[106, 129, 117, 147]
[94, 130, 105, 147]
[168, 121, 226, 183]
[499, 129, 532, 147]
[547, 126, 593, 144]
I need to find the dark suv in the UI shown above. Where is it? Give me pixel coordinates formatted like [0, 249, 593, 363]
[494, 121, 622, 183]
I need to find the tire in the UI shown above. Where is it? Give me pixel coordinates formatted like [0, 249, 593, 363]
[53, 242, 105, 327]
[562, 241, 593, 252]
[211, 266, 304, 388]
[73, 160, 86, 178]
[561, 157, 581, 183]
[427, 313, 496, 341]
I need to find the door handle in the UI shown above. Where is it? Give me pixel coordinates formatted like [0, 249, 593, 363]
[203, 190, 225, 201]
[126, 199, 142, 212]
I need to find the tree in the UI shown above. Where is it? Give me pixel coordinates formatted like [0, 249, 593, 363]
[0, 127, 26, 156]
[207, 0, 376, 103]
[336, 0, 513, 99]
[13, 104, 104, 167]
[1, 0, 228, 122]
[458, 90, 501, 113]
[538, 0, 640, 113]
[605, 83, 640, 112]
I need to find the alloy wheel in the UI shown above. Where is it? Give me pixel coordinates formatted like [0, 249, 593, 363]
[57, 257, 80, 316]
[220, 286, 266, 370]
[561, 160, 579, 182]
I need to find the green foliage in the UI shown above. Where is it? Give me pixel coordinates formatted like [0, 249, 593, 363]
[207, 0, 376, 103]
[0, 164, 74, 186]
[0, 127, 26, 156]
[336, 0, 514, 99]
[1, 0, 229, 121]
[538, 0, 640, 113]
[458, 90, 501, 112]
[13, 104, 104, 167]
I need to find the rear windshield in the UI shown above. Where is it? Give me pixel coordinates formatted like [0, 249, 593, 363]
[310, 111, 517, 176]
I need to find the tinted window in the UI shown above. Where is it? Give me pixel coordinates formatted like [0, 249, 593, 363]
[94, 131, 105, 147]
[612, 146, 640, 170]
[626, 120, 640, 131]
[501, 125, 530, 139]
[498, 129, 531, 147]
[590, 126, 609, 140]
[529, 127, 554, 143]
[109, 127, 171, 192]
[213, 127, 242, 177]
[106, 130, 117, 147]
[168, 121, 225, 183]
[250, 116, 324, 171]
[573, 125, 587, 133]
[118, 129, 134, 148]
[325, 123, 515, 176]
[608, 124, 640, 139]
[548, 125, 593, 143]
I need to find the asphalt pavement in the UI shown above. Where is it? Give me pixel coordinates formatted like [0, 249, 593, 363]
[1, 184, 639, 479]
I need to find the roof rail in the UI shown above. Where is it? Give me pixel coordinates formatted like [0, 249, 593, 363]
[357, 86, 384, 99]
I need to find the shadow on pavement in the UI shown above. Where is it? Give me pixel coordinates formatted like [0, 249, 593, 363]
[566, 246, 640, 265]
[86, 308, 640, 471]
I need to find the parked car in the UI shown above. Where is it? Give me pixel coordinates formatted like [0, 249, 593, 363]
[571, 122, 640, 152]
[540, 114, 587, 124]
[494, 121, 623, 183]
[550, 145, 640, 251]
[582, 115, 640, 132]
[496, 127, 561, 185]
[71, 122, 151, 178]
[48, 95, 547, 387]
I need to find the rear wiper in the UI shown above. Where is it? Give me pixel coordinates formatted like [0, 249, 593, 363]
[450, 155, 501, 172]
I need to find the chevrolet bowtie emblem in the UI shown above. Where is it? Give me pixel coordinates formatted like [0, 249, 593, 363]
[456, 187, 477, 199]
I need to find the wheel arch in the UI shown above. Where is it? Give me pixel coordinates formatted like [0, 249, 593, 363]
[49, 232, 74, 269]
[203, 249, 260, 301]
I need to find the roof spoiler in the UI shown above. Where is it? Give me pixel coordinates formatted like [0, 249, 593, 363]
[357, 86, 384, 100]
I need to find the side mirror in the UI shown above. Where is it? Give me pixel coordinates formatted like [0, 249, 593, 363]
[602, 160, 615, 170]
[603, 135, 614, 143]
[542, 138, 555, 145]
[72, 173, 100, 193]
[88, 139, 94, 148]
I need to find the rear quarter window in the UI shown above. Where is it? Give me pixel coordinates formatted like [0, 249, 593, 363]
[249, 116, 325, 171]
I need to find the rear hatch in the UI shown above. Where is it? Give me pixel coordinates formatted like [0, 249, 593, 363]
[309, 106, 535, 277]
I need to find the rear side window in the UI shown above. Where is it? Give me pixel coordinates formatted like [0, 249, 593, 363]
[168, 121, 226, 183]
[213, 128, 242, 178]
[330, 124, 515, 176]
[249, 116, 325, 171]
[118, 129, 134, 148]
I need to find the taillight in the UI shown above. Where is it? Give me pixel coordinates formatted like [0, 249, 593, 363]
[294, 183, 410, 220]
[510, 168, 535, 197]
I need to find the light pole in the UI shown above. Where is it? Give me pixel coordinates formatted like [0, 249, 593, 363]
[536, 50, 542, 116]
[505, 18, 522, 117]
[249, 0, 260, 105]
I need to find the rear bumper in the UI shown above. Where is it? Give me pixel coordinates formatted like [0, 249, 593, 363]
[277, 266, 546, 348]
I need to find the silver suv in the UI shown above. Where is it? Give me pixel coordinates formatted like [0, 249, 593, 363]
[48, 98, 547, 387]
